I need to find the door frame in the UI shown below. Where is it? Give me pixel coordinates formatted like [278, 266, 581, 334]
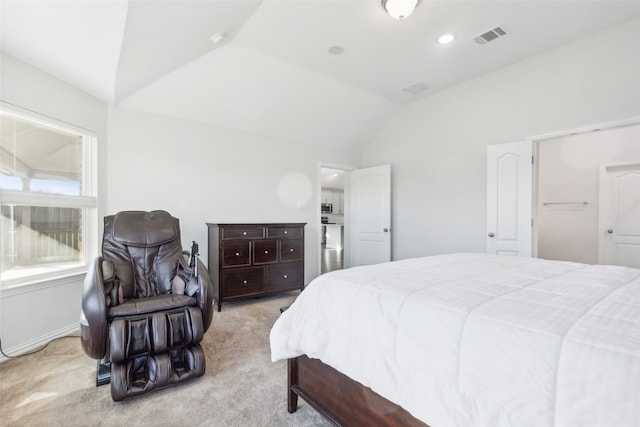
[317, 163, 356, 275]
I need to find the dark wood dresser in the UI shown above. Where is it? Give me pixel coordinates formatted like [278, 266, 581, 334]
[207, 223, 305, 311]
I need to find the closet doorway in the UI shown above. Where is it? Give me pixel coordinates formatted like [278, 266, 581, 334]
[535, 122, 640, 267]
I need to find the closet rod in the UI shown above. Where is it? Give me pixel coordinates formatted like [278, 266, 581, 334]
[542, 201, 589, 206]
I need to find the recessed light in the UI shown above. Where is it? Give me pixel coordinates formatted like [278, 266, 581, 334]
[437, 33, 455, 45]
[328, 45, 345, 55]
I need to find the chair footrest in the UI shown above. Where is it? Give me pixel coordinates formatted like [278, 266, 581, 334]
[110, 344, 205, 402]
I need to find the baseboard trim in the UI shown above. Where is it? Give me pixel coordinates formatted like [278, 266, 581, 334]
[0, 323, 80, 363]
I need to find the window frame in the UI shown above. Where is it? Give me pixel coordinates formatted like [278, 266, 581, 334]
[0, 102, 98, 289]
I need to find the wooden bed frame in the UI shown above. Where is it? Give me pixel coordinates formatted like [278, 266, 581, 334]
[287, 355, 429, 427]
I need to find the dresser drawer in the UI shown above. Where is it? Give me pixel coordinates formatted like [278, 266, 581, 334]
[280, 238, 303, 262]
[267, 226, 303, 239]
[253, 240, 278, 265]
[222, 267, 265, 297]
[222, 241, 251, 267]
[222, 226, 264, 240]
[267, 262, 303, 292]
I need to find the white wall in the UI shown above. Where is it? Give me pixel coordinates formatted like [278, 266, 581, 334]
[106, 106, 360, 283]
[361, 18, 640, 261]
[0, 53, 108, 358]
[537, 124, 640, 264]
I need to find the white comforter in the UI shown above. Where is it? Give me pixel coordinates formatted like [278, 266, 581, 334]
[270, 253, 640, 427]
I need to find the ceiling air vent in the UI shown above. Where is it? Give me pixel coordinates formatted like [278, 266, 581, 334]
[401, 81, 430, 95]
[472, 26, 507, 45]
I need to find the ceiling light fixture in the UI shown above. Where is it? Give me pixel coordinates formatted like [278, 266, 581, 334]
[437, 33, 455, 45]
[382, 0, 419, 20]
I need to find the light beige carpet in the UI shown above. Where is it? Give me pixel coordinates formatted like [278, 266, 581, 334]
[0, 292, 331, 427]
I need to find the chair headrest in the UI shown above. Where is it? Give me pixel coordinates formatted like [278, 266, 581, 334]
[111, 210, 179, 247]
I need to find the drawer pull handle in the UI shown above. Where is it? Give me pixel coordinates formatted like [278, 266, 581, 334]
[235, 252, 240, 256]
[243, 231, 247, 236]
[289, 248, 294, 252]
[284, 230, 288, 234]
[243, 280, 248, 284]
[283, 274, 288, 279]
[264, 250, 269, 254]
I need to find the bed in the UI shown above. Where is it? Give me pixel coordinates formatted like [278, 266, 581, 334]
[270, 253, 640, 427]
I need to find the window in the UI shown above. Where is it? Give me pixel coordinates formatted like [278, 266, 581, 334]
[0, 102, 97, 286]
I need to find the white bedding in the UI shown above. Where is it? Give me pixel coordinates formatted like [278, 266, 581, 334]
[270, 253, 640, 427]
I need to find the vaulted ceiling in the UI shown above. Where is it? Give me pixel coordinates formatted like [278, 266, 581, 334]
[2, 1, 640, 151]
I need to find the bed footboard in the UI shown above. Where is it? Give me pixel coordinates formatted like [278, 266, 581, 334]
[287, 355, 428, 427]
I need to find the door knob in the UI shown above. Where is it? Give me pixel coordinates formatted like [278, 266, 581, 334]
[383, 228, 390, 232]
[607, 229, 613, 234]
[488, 232, 495, 238]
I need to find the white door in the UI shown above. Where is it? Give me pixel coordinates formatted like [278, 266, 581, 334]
[599, 163, 640, 268]
[350, 165, 391, 266]
[486, 141, 533, 256]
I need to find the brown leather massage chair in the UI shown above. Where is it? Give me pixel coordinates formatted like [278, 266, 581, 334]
[80, 210, 214, 401]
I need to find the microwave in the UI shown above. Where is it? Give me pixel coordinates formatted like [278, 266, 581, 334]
[321, 203, 333, 213]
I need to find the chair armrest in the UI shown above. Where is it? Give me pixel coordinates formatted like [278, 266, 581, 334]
[195, 258, 215, 332]
[80, 257, 109, 359]
[178, 245, 214, 332]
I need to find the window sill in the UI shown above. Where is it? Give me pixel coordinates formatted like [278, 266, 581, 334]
[1, 265, 88, 295]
